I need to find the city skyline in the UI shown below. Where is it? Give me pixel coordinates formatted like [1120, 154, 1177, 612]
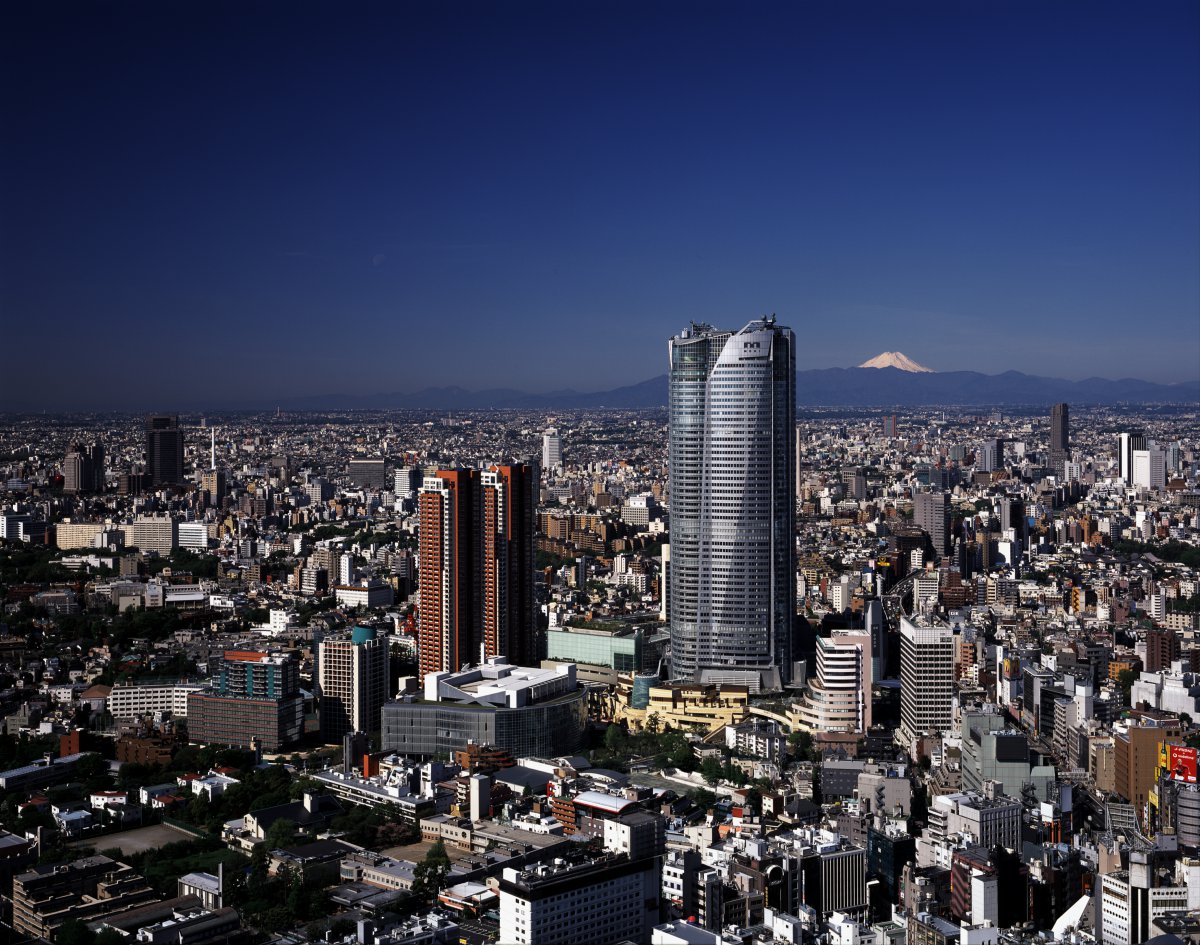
[3, 1, 1199, 411]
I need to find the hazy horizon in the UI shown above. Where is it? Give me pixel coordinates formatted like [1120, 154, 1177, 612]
[3, 2, 1198, 411]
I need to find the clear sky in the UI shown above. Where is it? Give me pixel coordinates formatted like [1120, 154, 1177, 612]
[2, 1, 1198, 410]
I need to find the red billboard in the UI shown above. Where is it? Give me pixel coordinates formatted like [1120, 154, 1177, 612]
[1170, 744, 1198, 783]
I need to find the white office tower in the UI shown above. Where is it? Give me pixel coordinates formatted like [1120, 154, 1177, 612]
[667, 317, 796, 692]
[1118, 432, 1148, 483]
[541, 428, 562, 471]
[791, 630, 873, 735]
[1132, 446, 1167, 490]
[899, 615, 955, 753]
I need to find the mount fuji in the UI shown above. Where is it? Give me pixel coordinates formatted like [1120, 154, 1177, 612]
[856, 351, 935, 373]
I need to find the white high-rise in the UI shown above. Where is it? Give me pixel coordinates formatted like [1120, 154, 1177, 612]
[791, 630, 872, 735]
[898, 615, 955, 751]
[541, 428, 562, 471]
[1132, 446, 1166, 490]
[667, 317, 795, 692]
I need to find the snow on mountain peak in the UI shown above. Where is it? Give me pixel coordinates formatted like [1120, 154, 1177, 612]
[856, 352, 934, 373]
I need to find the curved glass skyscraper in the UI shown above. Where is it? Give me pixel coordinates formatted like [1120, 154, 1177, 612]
[667, 317, 795, 692]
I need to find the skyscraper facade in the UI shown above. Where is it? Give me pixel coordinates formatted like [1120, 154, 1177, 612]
[914, 490, 950, 559]
[899, 615, 955, 753]
[1049, 402, 1069, 466]
[1118, 432, 1147, 484]
[481, 464, 537, 667]
[418, 464, 537, 679]
[145, 415, 184, 486]
[318, 627, 389, 742]
[542, 428, 562, 471]
[63, 442, 104, 494]
[667, 317, 795, 692]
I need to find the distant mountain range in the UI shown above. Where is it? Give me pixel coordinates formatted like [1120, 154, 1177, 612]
[282, 365, 1198, 410]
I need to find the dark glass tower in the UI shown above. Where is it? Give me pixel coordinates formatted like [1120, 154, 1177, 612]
[667, 316, 795, 692]
[1049, 402, 1069, 468]
[145, 415, 184, 485]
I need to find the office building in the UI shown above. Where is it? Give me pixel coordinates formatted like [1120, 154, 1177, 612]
[12, 856, 156, 942]
[914, 490, 950, 559]
[1132, 446, 1167, 490]
[499, 852, 659, 945]
[541, 428, 562, 471]
[127, 514, 178, 555]
[200, 468, 227, 508]
[1049, 402, 1069, 466]
[667, 317, 795, 692]
[108, 682, 204, 720]
[348, 457, 388, 491]
[998, 497, 1025, 543]
[899, 616, 955, 750]
[791, 630, 873, 735]
[382, 659, 586, 758]
[63, 442, 104, 494]
[419, 465, 537, 678]
[318, 627, 390, 742]
[145, 415, 184, 486]
[1119, 432, 1148, 484]
[883, 414, 898, 438]
[977, 438, 1003, 473]
[187, 650, 304, 751]
[1100, 855, 1190, 945]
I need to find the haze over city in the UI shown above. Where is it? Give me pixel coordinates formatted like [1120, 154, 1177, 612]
[3, 1, 1199, 411]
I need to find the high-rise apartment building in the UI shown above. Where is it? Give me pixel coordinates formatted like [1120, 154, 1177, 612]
[541, 428, 562, 471]
[667, 317, 795, 692]
[145, 415, 184, 486]
[63, 442, 104, 494]
[418, 465, 536, 679]
[899, 615, 955, 751]
[914, 490, 950, 559]
[318, 627, 389, 742]
[1049, 402, 1069, 465]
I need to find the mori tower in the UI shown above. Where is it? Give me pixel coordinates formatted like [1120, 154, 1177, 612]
[667, 317, 796, 692]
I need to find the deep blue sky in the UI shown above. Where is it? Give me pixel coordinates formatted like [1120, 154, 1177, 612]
[2, 1, 1198, 410]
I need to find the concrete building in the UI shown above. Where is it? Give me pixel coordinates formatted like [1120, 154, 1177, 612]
[899, 616, 956, 751]
[791, 630, 872, 735]
[187, 650, 304, 751]
[108, 683, 204, 720]
[667, 317, 795, 692]
[914, 491, 950, 559]
[541, 428, 562, 471]
[318, 627, 389, 742]
[382, 659, 586, 759]
[498, 852, 659, 945]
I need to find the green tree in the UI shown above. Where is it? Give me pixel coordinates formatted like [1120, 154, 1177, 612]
[264, 817, 298, 850]
[410, 838, 451, 905]
[604, 724, 625, 752]
[56, 919, 95, 945]
[700, 756, 724, 785]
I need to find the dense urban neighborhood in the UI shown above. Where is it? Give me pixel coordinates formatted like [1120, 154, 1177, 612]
[0, 380, 1197, 945]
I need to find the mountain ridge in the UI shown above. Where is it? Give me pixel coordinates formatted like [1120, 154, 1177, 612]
[273, 366, 1199, 410]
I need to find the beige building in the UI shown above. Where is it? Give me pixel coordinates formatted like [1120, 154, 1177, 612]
[616, 681, 749, 733]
